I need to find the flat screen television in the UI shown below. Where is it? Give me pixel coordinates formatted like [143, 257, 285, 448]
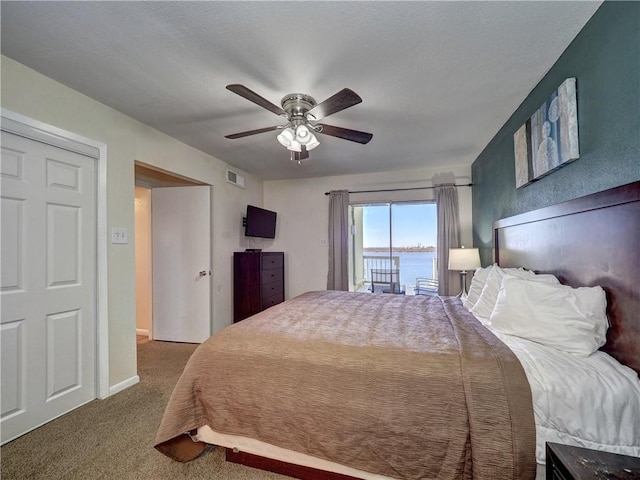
[244, 205, 277, 239]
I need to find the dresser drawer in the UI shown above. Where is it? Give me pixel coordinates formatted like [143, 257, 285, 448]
[261, 267, 283, 285]
[262, 253, 283, 270]
[262, 292, 284, 309]
[261, 279, 283, 298]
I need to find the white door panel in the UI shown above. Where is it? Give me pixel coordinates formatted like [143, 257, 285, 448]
[1, 131, 96, 444]
[152, 186, 211, 343]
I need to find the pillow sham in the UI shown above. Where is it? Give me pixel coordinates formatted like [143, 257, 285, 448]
[462, 264, 494, 309]
[469, 266, 559, 318]
[488, 276, 608, 356]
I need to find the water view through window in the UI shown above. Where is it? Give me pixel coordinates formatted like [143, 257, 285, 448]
[349, 202, 438, 295]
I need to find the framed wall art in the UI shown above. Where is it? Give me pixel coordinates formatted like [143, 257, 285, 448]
[514, 78, 579, 188]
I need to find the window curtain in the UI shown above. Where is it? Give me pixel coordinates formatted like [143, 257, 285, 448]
[327, 190, 349, 291]
[435, 184, 461, 296]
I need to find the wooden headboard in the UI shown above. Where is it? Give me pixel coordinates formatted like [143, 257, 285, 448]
[493, 181, 640, 374]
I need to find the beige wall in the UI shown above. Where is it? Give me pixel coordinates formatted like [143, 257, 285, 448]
[1, 56, 263, 388]
[264, 166, 472, 300]
[134, 187, 152, 334]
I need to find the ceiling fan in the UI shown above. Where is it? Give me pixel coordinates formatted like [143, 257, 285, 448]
[224, 84, 373, 163]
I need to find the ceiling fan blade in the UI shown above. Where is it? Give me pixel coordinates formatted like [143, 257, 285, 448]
[316, 124, 373, 144]
[225, 125, 280, 139]
[306, 89, 362, 121]
[226, 84, 286, 117]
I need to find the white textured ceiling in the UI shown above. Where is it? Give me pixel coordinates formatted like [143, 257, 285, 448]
[1, 1, 602, 180]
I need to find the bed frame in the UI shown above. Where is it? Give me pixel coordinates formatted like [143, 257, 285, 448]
[226, 180, 640, 479]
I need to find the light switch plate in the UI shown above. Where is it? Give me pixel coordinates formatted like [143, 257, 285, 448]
[111, 227, 128, 244]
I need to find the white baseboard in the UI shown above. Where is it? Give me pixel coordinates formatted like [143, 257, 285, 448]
[136, 328, 149, 336]
[109, 375, 140, 396]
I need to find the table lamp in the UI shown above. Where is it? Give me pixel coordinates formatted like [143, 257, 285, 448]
[448, 247, 481, 298]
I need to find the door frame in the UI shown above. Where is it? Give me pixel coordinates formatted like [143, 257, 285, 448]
[134, 162, 211, 343]
[1, 108, 110, 400]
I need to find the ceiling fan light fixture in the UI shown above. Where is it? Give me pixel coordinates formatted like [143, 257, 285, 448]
[296, 124, 310, 140]
[276, 127, 295, 148]
[288, 139, 302, 152]
[295, 124, 320, 150]
[304, 133, 320, 150]
[277, 124, 318, 152]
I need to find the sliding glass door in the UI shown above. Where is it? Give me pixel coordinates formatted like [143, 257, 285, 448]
[349, 202, 438, 295]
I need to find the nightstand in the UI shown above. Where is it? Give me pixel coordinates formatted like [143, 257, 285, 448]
[546, 442, 640, 479]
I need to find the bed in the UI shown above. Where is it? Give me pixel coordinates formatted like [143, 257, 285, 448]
[155, 180, 640, 479]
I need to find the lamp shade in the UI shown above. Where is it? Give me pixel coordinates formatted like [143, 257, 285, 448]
[277, 128, 295, 147]
[288, 139, 302, 152]
[304, 132, 320, 150]
[295, 125, 311, 143]
[448, 247, 481, 271]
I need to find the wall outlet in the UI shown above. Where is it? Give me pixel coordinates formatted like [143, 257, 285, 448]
[320, 239, 329, 247]
[111, 227, 128, 244]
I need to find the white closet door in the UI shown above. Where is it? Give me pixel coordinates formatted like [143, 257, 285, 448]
[1, 131, 97, 444]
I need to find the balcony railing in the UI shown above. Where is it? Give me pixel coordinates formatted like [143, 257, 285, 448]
[356, 254, 438, 294]
[362, 255, 400, 282]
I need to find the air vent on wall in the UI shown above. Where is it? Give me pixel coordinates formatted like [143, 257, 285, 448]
[226, 169, 245, 188]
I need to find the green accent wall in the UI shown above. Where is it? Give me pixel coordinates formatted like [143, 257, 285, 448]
[471, 2, 640, 265]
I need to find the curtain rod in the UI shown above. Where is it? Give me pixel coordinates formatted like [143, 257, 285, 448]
[323, 183, 473, 195]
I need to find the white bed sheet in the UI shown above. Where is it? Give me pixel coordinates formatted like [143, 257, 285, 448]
[479, 318, 640, 464]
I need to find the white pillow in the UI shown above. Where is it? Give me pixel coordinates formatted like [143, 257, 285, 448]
[469, 267, 560, 318]
[470, 267, 533, 318]
[463, 264, 494, 309]
[528, 272, 561, 284]
[488, 276, 608, 356]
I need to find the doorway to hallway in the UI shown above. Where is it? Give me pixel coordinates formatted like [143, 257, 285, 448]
[134, 163, 212, 345]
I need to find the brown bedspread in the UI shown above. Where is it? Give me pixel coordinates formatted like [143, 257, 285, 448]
[155, 291, 536, 479]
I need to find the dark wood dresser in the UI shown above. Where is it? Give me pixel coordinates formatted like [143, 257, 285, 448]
[546, 442, 640, 480]
[233, 251, 284, 322]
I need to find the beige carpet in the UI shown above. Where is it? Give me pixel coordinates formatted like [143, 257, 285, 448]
[1, 340, 292, 479]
